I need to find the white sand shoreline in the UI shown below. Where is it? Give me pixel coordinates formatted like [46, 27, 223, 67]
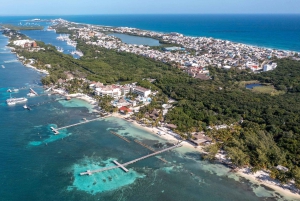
[109, 112, 300, 200]
[25, 63, 49, 75]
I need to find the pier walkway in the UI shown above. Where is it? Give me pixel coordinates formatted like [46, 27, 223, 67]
[110, 131, 130, 143]
[80, 143, 182, 175]
[134, 140, 168, 163]
[57, 117, 102, 131]
[51, 117, 103, 134]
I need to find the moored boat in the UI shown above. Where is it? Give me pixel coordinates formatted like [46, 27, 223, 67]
[6, 97, 28, 105]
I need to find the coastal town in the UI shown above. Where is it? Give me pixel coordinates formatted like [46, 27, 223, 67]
[50, 19, 299, 80]
[2, 18, 300, 200]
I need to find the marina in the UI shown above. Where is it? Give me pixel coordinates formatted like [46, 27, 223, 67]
[80, 143, 182, 175]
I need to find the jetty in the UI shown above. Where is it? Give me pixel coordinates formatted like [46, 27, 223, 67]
[51, 117, 102, 134]
[110, 131, 130, 143]
[29, 88, 38, 96]
[134, 139, 168, 163]
[50, 127, 59, 135]
[80, 143, 182, 176]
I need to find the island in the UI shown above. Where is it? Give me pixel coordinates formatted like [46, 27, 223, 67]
[2, 18, 300, 198]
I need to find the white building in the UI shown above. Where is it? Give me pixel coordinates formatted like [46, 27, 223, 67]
[95, 85, 121, 99]
[263, 63, 277, 72]
[132, 86, 151, 97]
[246, 61, 261, 71]
[121, 86, 131, 95]
[13, 40, 36, 48]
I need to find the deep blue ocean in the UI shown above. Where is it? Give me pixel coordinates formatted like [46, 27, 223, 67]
[0, 15, 299, 201]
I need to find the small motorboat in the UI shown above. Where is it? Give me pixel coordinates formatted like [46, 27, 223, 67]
[23, 104, 31, 110]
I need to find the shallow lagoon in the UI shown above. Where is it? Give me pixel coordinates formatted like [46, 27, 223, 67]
[109, 33, 161, 46]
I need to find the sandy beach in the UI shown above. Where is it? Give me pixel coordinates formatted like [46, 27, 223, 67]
[110, 112, 300, 200]
[25, 63, 49, 75]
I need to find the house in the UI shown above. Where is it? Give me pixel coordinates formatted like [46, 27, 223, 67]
[190, 132, 212, 146]
[119, 106, 132, 114]
[132, 86, 151, 97]
[65, 72, 74, 80]
[149, 109, 160, 120]
[166, 124, 177, 129]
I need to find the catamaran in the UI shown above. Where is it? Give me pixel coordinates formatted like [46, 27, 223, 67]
[6, 95, 27, 106]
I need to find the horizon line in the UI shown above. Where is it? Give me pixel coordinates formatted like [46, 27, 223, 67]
[1, 13, 300, 17]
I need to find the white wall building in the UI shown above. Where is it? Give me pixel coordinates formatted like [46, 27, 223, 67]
[132, 86, 151, 97]
[246, 61, 261, 71]
[95, 86, 121, 99]
[263, 63, 277, 72]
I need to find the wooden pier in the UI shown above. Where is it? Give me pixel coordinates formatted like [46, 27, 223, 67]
[134, 140, 168, 163]
[80, 143, 182, 176]
[110, 131, 130, 143]
[50, 117, 102, 134]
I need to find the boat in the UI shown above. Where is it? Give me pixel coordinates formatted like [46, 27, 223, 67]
[27, 92, 36, 97]
[23, 104, 31, 110]
[7, 89, 12, 92]
[12, 89, 19, 92]
[1, 65, 5, 68]
[6, 97, 28, 106]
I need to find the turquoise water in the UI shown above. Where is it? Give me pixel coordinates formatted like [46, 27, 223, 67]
[108, 33, 161, 46]
[0, 17, 299, 200]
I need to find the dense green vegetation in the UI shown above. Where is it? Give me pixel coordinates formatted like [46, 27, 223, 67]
[1, 24, 44, 31]
[12, 36, 300, 186]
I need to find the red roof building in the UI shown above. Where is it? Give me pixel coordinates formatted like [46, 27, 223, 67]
[119, 106, 132, 113]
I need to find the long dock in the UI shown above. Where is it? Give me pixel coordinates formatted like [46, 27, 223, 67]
[110, 131, 130, 143]
[80, 143, 182, 176]
[57, 117, 102, 131]
[51, 117, 102, 134]
[134, 140, 168, 163]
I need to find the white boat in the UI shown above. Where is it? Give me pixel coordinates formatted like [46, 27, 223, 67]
[1, 65, 4, 68]
[23, 104, 31, 110]
[27, 92, 36, 97]
[7, 89, 12, 92]
[6, 97, 28, 105]
[12, 89, 19, 92]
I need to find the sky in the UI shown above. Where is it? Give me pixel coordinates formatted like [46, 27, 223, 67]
[1, 0, 300, 15]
